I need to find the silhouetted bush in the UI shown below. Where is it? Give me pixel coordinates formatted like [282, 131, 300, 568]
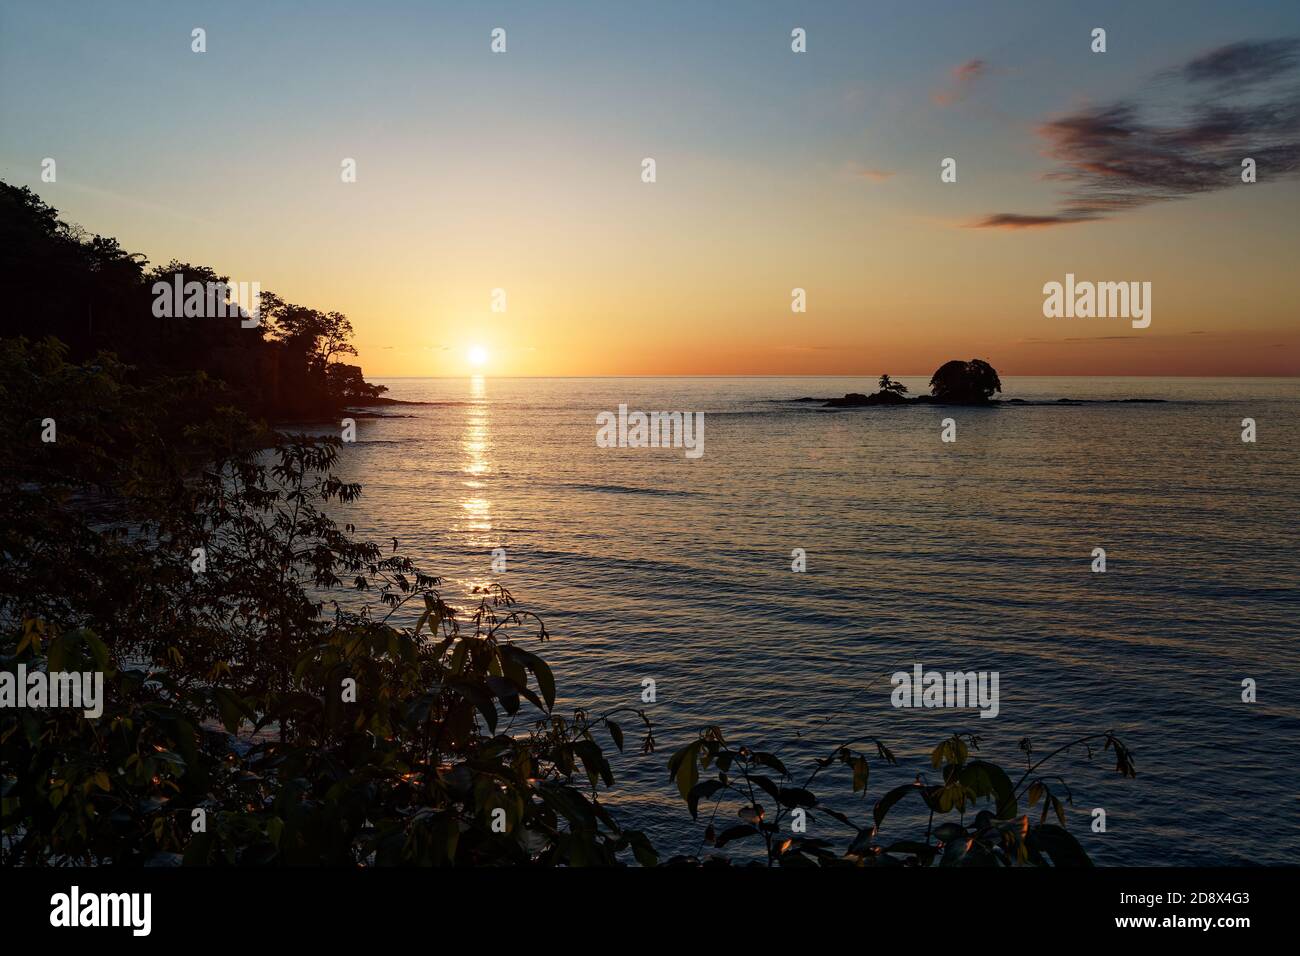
[929, 359, 1003, 403]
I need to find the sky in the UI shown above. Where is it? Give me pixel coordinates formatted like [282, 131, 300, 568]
[2, 0, 1297, 376]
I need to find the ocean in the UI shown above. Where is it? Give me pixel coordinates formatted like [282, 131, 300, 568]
[310, 376, 1299, 865]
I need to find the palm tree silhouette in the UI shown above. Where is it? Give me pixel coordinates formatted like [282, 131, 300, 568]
[878, 374, 908, 396]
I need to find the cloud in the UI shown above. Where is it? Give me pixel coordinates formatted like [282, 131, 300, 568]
[932, 58, 988, 106]
[970, 212, 1097, 229]
[972, 39, 1300, 228]
[953, 59, 988, 83]
[1184, 38, 1300, 88]
[844, 161, 895, 182]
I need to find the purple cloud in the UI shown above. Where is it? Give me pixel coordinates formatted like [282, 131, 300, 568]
[972, 39, 1300, 228]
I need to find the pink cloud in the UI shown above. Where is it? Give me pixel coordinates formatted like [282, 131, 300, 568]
[932, 58, 988, 107]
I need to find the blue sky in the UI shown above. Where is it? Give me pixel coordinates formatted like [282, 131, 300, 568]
[2, 1, 1297, 375]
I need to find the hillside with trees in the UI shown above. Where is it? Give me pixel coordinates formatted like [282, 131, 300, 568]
[0, 181, 385, 420]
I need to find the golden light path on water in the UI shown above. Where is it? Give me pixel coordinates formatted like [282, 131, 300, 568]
[458, 375, 495, 597]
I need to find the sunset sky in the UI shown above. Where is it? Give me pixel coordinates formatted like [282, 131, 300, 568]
[2, 0, 1297, 376]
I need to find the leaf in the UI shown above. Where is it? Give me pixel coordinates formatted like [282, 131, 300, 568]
[415, 593, 443, 639]
[412, 609, 431, 639]
[1029, 824, 1093, 867]
[873, 784, 917, 828]
[448, 639, 469, 675]
[933, 822, 966, 844]
[484, 675, 520, 715]
[212, 687, 252, 734]
[851, 756, 870, 794]
[668, 741, 701, 801]
[687, 779, 725, 820]
[714, 824, 759, 848]
[819, 806, 857, 829]
[573, 740, 613, 788]
[529, 657, 556, 712]
[500, 646, 555, 711]
[776, 787, 817, 809]
[847, 829, 874, 856]
[606, 719, 624, 753]
[446, 677, 499, 734]
[752, 751, 789, 778]
[930, 741, 947, 769]
[964, 759, 1017, 819]
[624, 829, 657, 867]
[937, 783, 958, 813]
[750, 774, 781, 803]
[940, 834, 972, 866]
[153, 749, 187, 771]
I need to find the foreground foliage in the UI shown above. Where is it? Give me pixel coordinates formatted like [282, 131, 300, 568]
[1, 340, 1131, 866]
[667, 728, 1135, 866]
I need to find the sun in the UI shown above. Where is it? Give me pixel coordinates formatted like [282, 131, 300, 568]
[467, 345, 489, 369]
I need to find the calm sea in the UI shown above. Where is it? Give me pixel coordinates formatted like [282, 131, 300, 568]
[310, 376, 1299, 865]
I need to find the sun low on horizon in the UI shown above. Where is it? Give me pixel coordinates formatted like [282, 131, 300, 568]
[2, 1, 1297, 378]
[2, 0, 1300, 914]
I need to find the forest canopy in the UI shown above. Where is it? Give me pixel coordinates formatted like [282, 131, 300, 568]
[0, 180, 383, 419]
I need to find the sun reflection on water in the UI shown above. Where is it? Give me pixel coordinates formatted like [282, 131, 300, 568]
[460, 375, 493, 539]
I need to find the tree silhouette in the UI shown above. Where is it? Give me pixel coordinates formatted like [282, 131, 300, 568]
[929, 359, 1002, 403]
[1, 179, 384, 419]
[263, 292, 359, 369]
[878, 374, 908, 396]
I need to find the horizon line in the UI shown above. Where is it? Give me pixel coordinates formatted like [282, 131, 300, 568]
[369, 373, 1300, 380]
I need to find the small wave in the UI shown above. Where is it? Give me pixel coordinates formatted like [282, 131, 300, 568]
[565, 482, 704, 498]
